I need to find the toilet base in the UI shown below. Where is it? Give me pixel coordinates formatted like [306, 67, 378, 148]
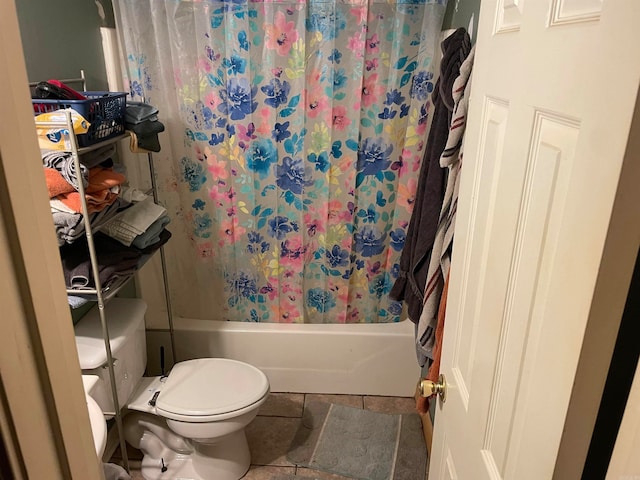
[192, 430, 251, 479]
[139, 447, 251, 480]
[127, 412, 251, 480]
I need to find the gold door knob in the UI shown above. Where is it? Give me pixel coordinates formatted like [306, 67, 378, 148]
[419, 374, 447, 403]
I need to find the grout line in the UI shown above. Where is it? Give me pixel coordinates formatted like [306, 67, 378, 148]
[257, 414, 304, 419]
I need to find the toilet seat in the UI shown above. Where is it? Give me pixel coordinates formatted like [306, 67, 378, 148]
[155, 358, 269, 423]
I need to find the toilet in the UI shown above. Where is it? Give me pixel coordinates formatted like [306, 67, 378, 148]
[74, 298, 270, 480]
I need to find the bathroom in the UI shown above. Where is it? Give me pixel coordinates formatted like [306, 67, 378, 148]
[1, 0, 640, 479]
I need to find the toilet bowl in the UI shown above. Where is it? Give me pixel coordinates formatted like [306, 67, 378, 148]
[124, 358, 269, 480]
[74, 299, 270, 480]
[83, 374, 108, 458]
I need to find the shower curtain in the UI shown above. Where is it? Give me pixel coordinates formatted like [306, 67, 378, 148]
[115, 0, 446, 323]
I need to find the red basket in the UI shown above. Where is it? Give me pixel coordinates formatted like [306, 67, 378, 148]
[33, 92, 127, 147]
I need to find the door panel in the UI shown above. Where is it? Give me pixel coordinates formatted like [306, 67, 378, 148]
[431, 1, 640, 479]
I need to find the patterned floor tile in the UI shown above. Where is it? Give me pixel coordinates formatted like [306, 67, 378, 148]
[259, 393, 305, 418]
[295, 467, 355, 479]
[363, 396, 416, 414]
[246, 416, 302, 466]
[241, 465, 296, 479]
[304, 394, 363, 409]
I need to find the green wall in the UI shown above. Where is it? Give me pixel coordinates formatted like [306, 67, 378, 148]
[15, 0, 108, 90]
[15, 0, 121, 323]
[442, 0, 481, 42]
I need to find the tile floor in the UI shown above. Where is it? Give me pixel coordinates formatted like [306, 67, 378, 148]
[124, 393, 417, 480]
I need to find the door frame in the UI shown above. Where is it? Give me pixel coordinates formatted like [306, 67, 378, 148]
[0, 1, 105, 478]
[553, 85, 640, 479]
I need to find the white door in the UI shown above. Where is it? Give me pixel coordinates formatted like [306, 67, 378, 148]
[430, 1, 640, 479]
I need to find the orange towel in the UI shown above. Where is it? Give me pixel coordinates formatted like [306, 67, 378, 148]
[44, 168, 75, 198]
[417, 272, 450, 414]
[58, 189, 119, 214]
[47, 166, 126, 214]
[86, 167, 126, 193]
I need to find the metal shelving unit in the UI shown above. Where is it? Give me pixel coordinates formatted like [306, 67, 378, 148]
[36, 123, 174, 476]
[34, 74, 176, 473]
[38, 112, 132, 471]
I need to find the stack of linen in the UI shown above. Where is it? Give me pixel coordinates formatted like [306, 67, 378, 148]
[42, 147, 171, 302]
[44, 145, 128, 246]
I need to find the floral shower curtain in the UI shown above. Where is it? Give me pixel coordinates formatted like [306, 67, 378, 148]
[115, 0, 446, 323]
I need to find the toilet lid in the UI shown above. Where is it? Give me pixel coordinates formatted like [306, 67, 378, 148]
[156, 358, 269, 417]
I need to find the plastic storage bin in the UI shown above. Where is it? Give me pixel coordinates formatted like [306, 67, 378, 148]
[33, 91, 127, 147]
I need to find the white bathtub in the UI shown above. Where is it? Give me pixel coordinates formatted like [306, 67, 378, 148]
[172, 318, 421, 397]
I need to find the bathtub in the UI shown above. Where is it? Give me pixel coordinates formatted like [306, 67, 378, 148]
[171, 318, 421, 397]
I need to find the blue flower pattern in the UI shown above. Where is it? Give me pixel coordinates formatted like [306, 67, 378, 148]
[246, 139, 278, 179]
[122, 0, 445, 323]
[261, 78, 291, 108]
[354, 226, 387, 257]
[358, 138, 393, 176]
[180, 157, 207, 192]
[275, 156, 313, 194]
[326, 245, 349, 267]
[307, 288, 337, 312]
[410, 71, 434, 100]
[219, 78, 258, 120]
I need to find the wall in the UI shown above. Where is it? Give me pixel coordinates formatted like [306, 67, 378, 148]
[14, 0, 122, 323]
[15, 0, 108, 90]
[442, 0, 481, 42]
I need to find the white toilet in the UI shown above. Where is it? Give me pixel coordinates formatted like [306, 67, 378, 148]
[74, 298, 270, 480]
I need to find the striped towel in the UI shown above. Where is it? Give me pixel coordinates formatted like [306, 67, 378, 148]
[42, 150, 88, 191]
[416, 47, 475, 365]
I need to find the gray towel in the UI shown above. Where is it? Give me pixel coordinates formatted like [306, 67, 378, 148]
[68, 295, 90, 309]
[42, 150, 88, 190]
[132, 214, 170, 249]
[51, 210, 84, 246]
[101, 197, 166, 246]
[61, 233, 142, 289]
[125, 102, 159, 124]
[52, 197, 131, 246]
[79, 143, 117, 168]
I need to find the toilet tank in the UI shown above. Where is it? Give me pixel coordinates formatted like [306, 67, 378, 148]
[74, 298, 147, 414]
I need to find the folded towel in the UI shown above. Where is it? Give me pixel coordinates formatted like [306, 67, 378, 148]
[126, 123, 164, 153]
[51, 197, 131, 246]
[79, 144, 116, 168]
[60, 233, 142, 289]
[137, 228, 171, 255]
[59, 186, 120, 214]
[126, 116, 165, 153]
[42, 150, 88, 190]
[53, 167, 126, 214]
[119, 186, 148, 204]
[51, 210, 83, 246]
[60, 230, 171, 290]
[132, 215, 170, 249]
[101, 197, 167, 246]
[125, 102, 159, 124]
[85, 167, 127, 193]
[50, 198, 78, 214]
[45, 165, 126, 201]
[68, 295, 90, 309]
[44, 168, 75, 198]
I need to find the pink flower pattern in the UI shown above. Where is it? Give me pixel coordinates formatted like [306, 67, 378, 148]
[123, 0, 445, 323]
[265, 11, 299, 56]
